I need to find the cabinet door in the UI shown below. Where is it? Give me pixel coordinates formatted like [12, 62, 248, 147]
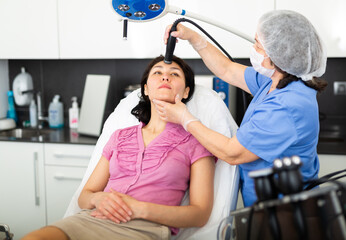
[44, 143, 93, 224]
[0, 142, 46, 240]
[0, 0, 59, 59]
[58, 0, 165, 58]
[168, 0, 274, 58]
[276, 0, 346, 57]
[45, 165, 87, 224]
[58, 0, 274, 58]
[44, 143, 94, 167]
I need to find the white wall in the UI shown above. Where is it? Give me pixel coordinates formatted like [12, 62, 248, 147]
[0, 60, 9, 118]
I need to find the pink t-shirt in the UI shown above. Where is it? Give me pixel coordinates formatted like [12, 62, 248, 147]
[102, 122, 213, 233]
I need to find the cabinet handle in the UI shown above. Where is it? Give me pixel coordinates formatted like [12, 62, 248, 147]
[53, 152, 91, 159]
[54, 173, 83, 181]
[33, 152, 40, 206]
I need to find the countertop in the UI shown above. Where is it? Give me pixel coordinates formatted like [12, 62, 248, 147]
[0, 118, 345, 154]
[0, 127, 98, 145]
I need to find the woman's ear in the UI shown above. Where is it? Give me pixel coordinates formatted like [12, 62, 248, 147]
[144, 84, 148, 96]
[182, 87, 190, 99]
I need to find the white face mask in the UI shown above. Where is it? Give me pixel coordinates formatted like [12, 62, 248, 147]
[250, 47, 275, 78]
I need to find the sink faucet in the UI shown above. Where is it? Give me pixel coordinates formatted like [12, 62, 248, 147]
[36, 92, 49, 129]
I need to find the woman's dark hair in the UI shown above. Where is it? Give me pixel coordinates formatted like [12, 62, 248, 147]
[274, 65, 327, 93]
[131, 55, 195, 124]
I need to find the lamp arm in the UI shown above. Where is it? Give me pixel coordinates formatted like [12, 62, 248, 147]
[168, 5, 255, 44]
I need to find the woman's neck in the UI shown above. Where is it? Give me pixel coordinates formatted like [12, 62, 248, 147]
[141, 105, 167, 147]
[144, 104, 167, 134]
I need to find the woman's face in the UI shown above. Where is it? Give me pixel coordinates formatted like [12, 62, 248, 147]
[144, 61, 190, 104]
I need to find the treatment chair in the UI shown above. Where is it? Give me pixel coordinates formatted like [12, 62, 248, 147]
[65, 85, 239, 240]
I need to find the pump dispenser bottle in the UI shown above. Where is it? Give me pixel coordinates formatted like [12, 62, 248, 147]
[69, 97, 79, 129]
[48, 95, 64, 128]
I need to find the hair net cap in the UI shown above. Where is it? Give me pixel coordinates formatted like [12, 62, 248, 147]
[257, 10, 327, 81]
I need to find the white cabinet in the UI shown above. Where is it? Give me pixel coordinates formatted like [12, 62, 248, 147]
[0, 0, 274, 59]
[0, 142, 46, 240]
[57, 0, 166, 58]
[44, 143, 93, 224]
[168, 0, 274, 58]
[276, 0, 346, 57]
[0, 141, 94, 239]
[0, 0, 59, 59]
[2, 0, 346, 58]
[319, 154, 346, 182]
[58, 0, 274, 59]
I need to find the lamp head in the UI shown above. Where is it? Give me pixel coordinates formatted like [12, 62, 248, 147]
[112, 0, 168, 22]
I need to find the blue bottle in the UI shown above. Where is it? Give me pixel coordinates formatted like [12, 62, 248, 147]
[6, 91, 18, 123]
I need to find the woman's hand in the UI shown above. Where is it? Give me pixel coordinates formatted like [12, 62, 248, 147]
[90, 189, 133, 223]
[153, 95, 196, 129]
[91, 189, 144, 223]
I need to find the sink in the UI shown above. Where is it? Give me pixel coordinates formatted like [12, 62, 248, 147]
[0, 128, 58, 140]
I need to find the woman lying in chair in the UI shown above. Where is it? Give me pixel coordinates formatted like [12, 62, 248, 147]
[22, 55, 215, 240]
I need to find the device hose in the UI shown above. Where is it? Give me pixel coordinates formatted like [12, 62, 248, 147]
[164, 18, 234, 64]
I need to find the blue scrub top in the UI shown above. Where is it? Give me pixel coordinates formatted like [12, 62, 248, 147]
[237, 67, 320, 207]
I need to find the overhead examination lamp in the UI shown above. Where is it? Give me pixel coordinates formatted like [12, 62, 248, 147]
[112, 0, 255, 111]
[111, 0, 254, 62]
[112, 0, 253, 41]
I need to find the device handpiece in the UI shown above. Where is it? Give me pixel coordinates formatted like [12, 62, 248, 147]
[164, 24, 178, 64]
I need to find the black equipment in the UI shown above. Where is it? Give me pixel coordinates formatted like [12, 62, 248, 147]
[0, 224, 13, 240]
[218, 156, 346, 240]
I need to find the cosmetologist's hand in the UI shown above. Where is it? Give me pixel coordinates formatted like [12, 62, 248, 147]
[163, 23, 199, 45]
[153, 95, 196, 130]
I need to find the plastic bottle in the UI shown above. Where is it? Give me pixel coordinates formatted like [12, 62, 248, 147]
[48, 95, 64, 128]
[12, 67, 34, 106]
[69, 97, 79, 129]
[29, 99, 37, 128]
[6, 91, 18, 124]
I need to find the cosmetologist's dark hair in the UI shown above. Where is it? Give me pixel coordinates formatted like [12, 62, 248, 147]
[131, 55, 195, 124]
[274, 65, 327, 93]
